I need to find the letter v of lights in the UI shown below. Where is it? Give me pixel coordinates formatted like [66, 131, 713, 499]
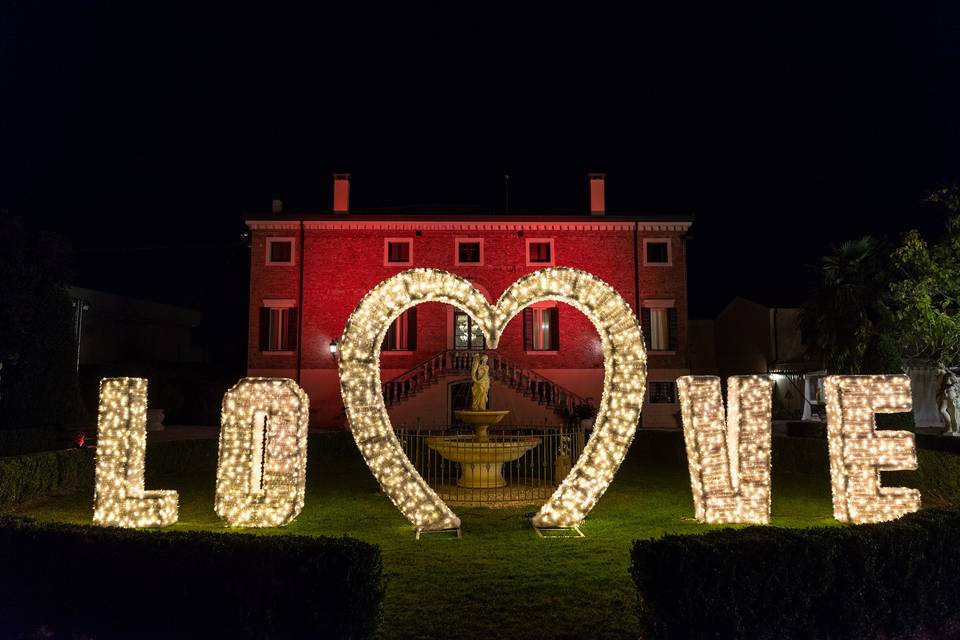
[677, 375, 774, 524]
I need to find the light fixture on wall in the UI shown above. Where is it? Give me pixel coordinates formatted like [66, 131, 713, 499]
[329, 340, 338, 356]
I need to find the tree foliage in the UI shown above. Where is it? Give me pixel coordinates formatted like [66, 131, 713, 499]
[0, 215, 86, 427]
[888, 187, 960, 367]
[801, 236, 898, 374]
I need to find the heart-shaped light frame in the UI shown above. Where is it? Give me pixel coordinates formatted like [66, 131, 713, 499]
[338, 267, 647, 531]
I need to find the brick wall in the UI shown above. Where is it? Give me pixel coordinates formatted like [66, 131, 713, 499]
[247, 220, 689, 427]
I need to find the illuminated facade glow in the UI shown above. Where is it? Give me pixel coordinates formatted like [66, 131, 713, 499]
[677, 375, 773, 524]
[338, 267, 647, 532]
[93, 377, 178, 528]
[215, 378, 310, 527]
[823, 374, 921, 524]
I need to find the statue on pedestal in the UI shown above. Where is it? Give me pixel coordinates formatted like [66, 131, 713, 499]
[937, 365, 960, 436]
[470, 353, 490, 411]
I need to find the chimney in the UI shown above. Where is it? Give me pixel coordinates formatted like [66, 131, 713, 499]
[589, 173, 606, 215]
[333, 173, 351, 213]
[271, 197, 283, 214]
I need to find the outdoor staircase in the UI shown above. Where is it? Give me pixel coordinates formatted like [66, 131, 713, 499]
[381, 350, 587, 421]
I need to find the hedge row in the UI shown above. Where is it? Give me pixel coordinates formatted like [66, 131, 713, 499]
[631, 507, 960, 639]
[0, 516, 384, 639]
[0, 447, 94, 510]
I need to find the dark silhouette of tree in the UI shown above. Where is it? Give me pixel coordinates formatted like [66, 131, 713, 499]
[0, 214, 87, 427]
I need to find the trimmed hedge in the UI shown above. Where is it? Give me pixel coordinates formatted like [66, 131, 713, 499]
[631, 508, 960, 639]
[0, 448, 94, 510]
[0, 516, 384, 639]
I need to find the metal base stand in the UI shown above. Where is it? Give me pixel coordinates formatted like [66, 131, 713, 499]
[527, 514, 585, 539]
[415, 526, 462, 540]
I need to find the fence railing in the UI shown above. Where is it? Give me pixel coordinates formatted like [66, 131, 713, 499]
[395, 424, 586, 507]
[382, 350, 587, 420]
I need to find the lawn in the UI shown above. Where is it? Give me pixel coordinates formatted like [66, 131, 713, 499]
[16, 432, 840, 640]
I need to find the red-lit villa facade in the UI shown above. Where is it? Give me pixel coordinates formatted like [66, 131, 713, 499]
[246, 174, 693, 430]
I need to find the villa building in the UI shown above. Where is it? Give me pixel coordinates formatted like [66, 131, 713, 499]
[245, 174, 693, 429]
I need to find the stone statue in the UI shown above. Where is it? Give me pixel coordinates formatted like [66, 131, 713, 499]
[470, 353, 490, 411]
[937, 365, 960, 436]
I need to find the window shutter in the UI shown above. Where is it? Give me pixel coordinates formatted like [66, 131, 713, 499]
[407, 307, 417, 351]
[549, 307, 560, 351]
[641, 308, 652, 350]
[286, 308, 298, 351]
[668, 308, 678, 351]
[523, 308, 533, 351]
[259, 307, 271, 351]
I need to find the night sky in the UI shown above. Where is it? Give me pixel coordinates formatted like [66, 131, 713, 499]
[3, 4, 959, 359]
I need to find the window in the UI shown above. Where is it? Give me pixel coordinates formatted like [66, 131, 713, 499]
[383, 309, 417, 351]
[523, 304, 559, 351]
[384, 238, 413, 266]
[454, 311, 485, 350]
[643, 238, 672, 266]
[259, 304, 297, 352]
[455, 238, 483, 265]
[265, 238, 295, 266]
[649, 381, 677, 404]
[526, 238, 554, 266]
[642, 303, 677, 352]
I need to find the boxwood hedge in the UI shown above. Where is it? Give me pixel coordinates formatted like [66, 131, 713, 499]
[631, 507, 960, 639]
[0, 447, 94, 510]
[0, 516, 384, 639]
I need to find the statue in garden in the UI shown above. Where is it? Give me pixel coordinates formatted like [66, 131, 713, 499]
[470, 353, 490, 411]
[937, 365, 960, 436]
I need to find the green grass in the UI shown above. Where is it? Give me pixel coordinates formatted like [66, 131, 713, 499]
[14, 434, 840, 640]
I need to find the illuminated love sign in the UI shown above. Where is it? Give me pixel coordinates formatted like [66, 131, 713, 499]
[91, 272, 923, 533]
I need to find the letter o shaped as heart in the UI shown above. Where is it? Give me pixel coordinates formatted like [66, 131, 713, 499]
[338, 267, 647, 532]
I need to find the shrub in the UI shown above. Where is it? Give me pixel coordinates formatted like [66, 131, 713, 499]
[0, 448, 93, 510]
[0, 516, 384, 639]
[630, 508, 960, 639]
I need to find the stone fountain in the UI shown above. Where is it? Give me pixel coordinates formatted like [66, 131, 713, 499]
[426, 354, 539, 488]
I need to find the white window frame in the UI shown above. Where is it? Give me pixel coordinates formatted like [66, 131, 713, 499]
[382, 310, 415, 355]
[526, 237, 555, 267]
[648, 380, 678, 404]
[384, 238, 414, 266]
[642, 299, 675, 355]
[643, 238, 672, 267]
[261, 299, 297, 355]
[454, 237, 484, 266]
[524, 300, 559, 355]
[265, 237, 296, 266]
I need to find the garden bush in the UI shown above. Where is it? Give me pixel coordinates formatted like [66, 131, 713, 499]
[0, 516, 384, 639]
[631, 507, 960, 639]
[0, 448, 93, 510]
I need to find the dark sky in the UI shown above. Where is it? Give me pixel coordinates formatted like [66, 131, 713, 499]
[2, 3, 959, 344]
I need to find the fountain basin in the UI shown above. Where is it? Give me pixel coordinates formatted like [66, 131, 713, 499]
[425, 435, 540, 488]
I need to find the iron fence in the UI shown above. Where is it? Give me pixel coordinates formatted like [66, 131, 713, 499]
[395, 424, 586, 507]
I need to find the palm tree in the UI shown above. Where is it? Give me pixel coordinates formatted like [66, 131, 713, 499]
[800, 236, 894, 374]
